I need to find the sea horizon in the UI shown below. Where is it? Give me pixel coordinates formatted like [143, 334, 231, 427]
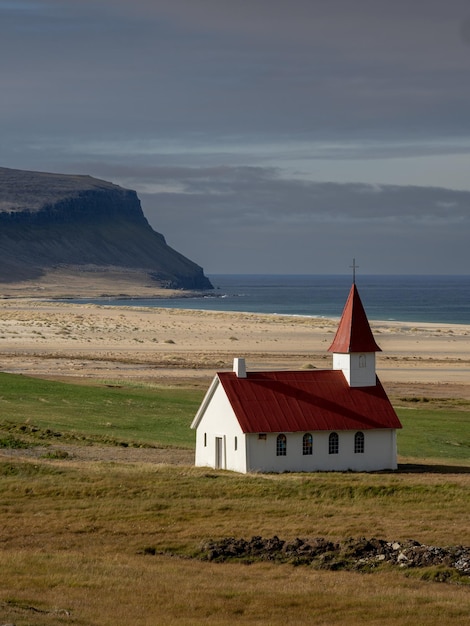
[64, 274, 470, 326]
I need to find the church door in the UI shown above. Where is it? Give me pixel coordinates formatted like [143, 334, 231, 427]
[215, 437, 224, 469]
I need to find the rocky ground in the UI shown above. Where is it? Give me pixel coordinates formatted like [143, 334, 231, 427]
[197, 535, 470, 580]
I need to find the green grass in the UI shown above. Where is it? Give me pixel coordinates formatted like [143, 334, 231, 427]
[0, 434, 32, 449]
[397, 407, 470, 462]
[0, 372, 200, 448]
[1, 372, 470, 465]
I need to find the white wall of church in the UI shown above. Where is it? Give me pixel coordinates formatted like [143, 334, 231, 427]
[193, 383, 247, 473]
[333, 352, 376, 387]
[245, 429, 397, 473]
[193, 384, 398, 474]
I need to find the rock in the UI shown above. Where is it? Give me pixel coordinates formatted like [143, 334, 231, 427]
[0, 166, 213, 290]
[454, 555, 470, 574]
[397, 552, 409, 564]
[197, 535, 470, 579]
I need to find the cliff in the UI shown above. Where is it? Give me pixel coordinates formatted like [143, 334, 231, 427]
[0, 167, 213, 291]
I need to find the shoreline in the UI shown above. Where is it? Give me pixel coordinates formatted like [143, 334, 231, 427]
[0, 298, 469, 399]
[2, 271, 469, 326]
[2, 294, 469, 328]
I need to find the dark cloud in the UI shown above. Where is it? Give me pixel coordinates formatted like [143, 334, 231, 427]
[134, 165, 470, 223]
[1, 1, 470, 273]
[2, 0, 470, 140]
[127, 166, 470, 273]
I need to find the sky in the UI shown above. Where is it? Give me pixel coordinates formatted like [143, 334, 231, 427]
[1, 0, 470, 275]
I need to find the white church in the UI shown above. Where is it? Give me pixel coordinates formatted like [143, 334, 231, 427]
[191, 281, 402, 473]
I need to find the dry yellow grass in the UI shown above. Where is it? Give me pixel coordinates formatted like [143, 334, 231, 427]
[2, 551, 470, 625]
[1, 459, 469, 625]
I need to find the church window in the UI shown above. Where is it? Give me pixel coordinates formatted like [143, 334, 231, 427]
[234, 436, 238, 451]
[303, 433, 313, 455]
[329, 432, 339, 455]
[276, 434, 287, 456]
[258, 433, 267, 440]
[354, 431, 365, 454]
[359, 354, 366, 368]
[204, 433, 207, 447]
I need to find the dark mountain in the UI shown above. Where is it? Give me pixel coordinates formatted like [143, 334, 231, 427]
[0, 167, 212, 290]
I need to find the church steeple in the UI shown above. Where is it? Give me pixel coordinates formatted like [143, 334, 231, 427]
[328, 283, 381, 354]
[328, 282, 380, 387]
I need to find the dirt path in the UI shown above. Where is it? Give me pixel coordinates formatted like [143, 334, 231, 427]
[0, 443, 194, 465]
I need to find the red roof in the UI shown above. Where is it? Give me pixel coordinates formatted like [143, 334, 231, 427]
[328, 283, 381, 354]
[218, 370, 401, 434]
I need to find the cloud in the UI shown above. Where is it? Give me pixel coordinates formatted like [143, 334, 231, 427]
[1, 1, 470, 273]
[2, 0, 470, 142]
[115, 166, 470, 273]
[96, 163, 469, 221]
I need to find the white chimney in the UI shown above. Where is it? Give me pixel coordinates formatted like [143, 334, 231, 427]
[233, 357, 247, 378]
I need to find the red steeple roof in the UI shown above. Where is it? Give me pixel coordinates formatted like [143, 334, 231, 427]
[328, 283, 381, 354]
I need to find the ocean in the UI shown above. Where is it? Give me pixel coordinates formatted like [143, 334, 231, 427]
[72, 275, 470, 325]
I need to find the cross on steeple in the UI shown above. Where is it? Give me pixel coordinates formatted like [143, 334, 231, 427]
[350, 258, 359, 284]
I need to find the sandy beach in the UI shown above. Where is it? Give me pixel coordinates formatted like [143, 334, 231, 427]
[0, 296, 469, 400]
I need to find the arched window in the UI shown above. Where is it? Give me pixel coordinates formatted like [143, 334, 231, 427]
[354, 431, 365, 454]
[303, 433, 313, 455]
[276, 434, 287, 456]
[329, 432, 339, 455]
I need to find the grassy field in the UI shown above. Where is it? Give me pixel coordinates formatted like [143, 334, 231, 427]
[0, 372, 198, 448]
[1, 372, 470, 625]
[396, 397, 470, 464]
[1, 372, 469, 461]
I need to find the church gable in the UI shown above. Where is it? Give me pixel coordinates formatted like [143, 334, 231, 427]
[192, 377, 247, 473]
